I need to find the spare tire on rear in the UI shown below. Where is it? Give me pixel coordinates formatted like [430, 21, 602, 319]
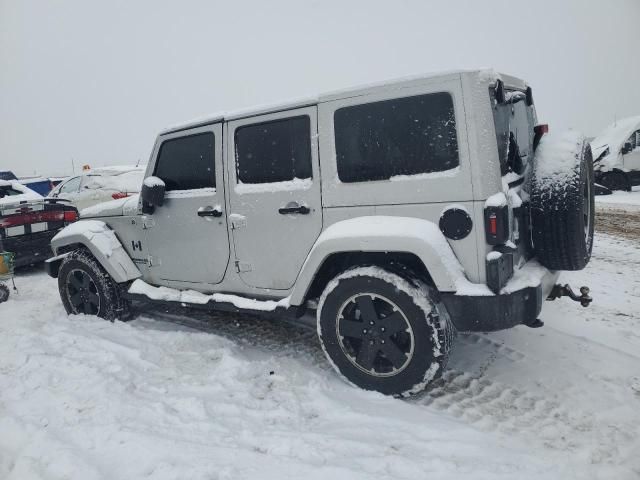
[530, 131, 594, 271]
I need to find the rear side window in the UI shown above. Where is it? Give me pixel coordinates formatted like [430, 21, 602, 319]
[334, 93, 459, 183]
[0, 186, 22, 197]
[235, 116, 312, 184]
[154, 132, 215, 191]
[59, 176, 81, 194]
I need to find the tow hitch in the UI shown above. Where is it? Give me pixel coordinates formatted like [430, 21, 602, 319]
[547, 284, 592, 307]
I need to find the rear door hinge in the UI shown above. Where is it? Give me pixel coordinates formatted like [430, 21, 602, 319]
[229, 213, 247, 230]
[235, 260, 252, 273]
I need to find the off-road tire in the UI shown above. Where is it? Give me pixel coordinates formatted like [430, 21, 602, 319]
[0, 284, 9, 303]
[531, 137, 594, 271]
[58, 249, 130, 321]
[317, 267, 453, 397]
[599, 170, 631, 192]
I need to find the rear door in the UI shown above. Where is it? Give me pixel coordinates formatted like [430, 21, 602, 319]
[145, 123, 230, 287]
[226, 107, 322, 290]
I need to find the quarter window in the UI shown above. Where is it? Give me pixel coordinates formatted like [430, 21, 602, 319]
[235, 116, 312, 184]
[334, 93, 459, 183]
[154, 132, 215, 191]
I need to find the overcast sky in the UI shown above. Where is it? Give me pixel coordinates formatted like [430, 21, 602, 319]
[1, 0, 639, 177]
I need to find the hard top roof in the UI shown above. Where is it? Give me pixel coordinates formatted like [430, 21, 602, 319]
[160, 69, 525, 135]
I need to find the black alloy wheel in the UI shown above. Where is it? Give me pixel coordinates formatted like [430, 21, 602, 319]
[66, 269, 100, 315]
[336, 293, 414, 377]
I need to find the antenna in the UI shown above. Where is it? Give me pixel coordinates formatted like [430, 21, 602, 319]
[71, 158, 75, 175]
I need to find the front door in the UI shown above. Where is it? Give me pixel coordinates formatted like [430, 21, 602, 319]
[145, 123, 230, 287]
[226, 107, 322, 290]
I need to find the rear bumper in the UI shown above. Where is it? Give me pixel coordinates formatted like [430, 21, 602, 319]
[441, 264, 559, 333]
[3, 231, 56, 268]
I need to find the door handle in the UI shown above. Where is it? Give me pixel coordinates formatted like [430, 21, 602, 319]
[278, 203, 310, 215]
[197, 206, 223, 217]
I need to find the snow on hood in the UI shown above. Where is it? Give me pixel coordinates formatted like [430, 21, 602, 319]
[590, 116, 640, 171]
[0, 180, 43, 206]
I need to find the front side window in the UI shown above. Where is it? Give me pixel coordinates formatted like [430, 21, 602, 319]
[334, 93, 459, 183]
[235, 116, 312, 184]
[154, 132, 215, 191]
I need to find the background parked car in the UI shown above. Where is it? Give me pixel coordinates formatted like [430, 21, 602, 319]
[0, 180, 78, 267]
[48, 165, 146, 211]
[591, 116, 640, 191]
[0, 179, 42, 204]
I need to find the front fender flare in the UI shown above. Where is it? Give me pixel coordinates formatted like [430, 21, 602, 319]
[289, 216, 467, 306]
[50, 220, 141, 283]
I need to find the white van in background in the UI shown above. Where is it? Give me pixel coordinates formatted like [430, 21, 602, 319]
[591, 116, 640, 191]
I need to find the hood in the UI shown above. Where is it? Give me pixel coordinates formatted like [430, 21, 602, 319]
[591, 116, 640, 171]
[80, 194, 140, 218]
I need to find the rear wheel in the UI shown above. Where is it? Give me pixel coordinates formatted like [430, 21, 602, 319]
[58, 249, 129, 321]
[317, 267, 453, 396]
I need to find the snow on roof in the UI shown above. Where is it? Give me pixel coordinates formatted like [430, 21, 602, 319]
[591, 116, 640, 170]
[88, 165, 147, 175]
[161, 69, 524, 135]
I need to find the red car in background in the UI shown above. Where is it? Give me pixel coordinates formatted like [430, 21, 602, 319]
[0, 180, 78, 268]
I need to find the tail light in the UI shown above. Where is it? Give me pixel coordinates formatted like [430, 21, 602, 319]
[484, 205, 509, 245]
[112, 192, 130, 200]
[533, 124, 549, 151]
[63, 210, 78, 223]
[0, 209, 76, 228]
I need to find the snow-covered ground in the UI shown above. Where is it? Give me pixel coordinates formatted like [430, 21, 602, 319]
[595, 186, 640, 209]
[1, 221, 639, 479]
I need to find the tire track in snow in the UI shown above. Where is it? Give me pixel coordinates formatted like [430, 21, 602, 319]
[138, 306, 639, 472]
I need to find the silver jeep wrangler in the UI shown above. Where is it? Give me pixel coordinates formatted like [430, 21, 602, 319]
[47, 70, 594, 396]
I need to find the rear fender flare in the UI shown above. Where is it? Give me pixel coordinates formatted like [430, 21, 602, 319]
[289, 216, 466, 306]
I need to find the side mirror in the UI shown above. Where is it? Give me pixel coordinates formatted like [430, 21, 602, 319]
[621, 142, 633, 155]
[141, 176, 165, 214]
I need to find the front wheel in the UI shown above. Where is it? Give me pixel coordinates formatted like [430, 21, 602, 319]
[58, 249, 129, 321]
[317, 267, 453, 397]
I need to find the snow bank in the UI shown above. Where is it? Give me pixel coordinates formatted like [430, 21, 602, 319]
[0, 271, 603, 480]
